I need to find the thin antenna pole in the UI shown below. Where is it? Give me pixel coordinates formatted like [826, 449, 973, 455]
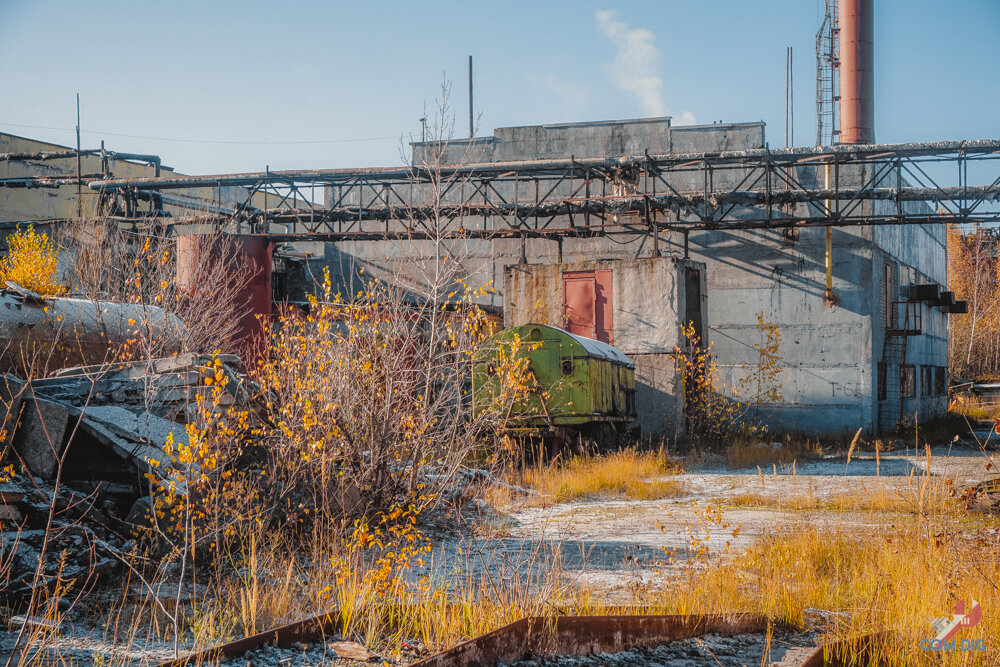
[75, 92, 82, 217]
[786, 48, 790, 148]
[420, 101, 427, 143]
[790, 46, 794, 147]
[468, 55, 474, 138]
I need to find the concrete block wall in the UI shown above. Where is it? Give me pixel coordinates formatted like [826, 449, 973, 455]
[682, 225, 876, 435]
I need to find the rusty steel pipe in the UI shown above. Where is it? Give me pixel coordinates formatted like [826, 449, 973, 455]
[84, 139, 1000, 192]
[0, 291, 184, 374]
[839, 0, 875, 144]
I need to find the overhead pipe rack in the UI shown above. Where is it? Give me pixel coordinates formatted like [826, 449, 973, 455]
[3, 139, 998, 239]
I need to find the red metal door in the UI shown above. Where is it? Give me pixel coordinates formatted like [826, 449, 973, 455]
[562, 270, 613, 344]
[563, 272, 596, 339]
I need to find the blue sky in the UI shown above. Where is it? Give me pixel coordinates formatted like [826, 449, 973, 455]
[0, 1, 996, 174]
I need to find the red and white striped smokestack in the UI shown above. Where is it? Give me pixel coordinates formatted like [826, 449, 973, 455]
[838, 0, 874, 144]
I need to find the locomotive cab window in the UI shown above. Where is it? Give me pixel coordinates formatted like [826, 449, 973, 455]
[561, 358, 573, 375]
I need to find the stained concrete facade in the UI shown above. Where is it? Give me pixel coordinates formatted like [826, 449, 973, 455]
[310, 117, 949, 437]
[504, 257, 707, 437]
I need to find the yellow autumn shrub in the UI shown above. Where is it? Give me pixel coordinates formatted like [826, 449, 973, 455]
[0, 226, 65, 296]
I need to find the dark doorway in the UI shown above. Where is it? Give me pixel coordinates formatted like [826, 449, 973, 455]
[684, 268, 704, 341]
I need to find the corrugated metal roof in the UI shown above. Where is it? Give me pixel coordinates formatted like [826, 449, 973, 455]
[563, 329, 634, 368]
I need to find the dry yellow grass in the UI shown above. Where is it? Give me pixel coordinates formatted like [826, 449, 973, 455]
[723, 435, 825, 469]
[519, 447, 684, 503]
[952, 396, 1000, 422]
[718, 477, 962, 516]
[91, 481, 997, 665]
[656, 521, 1000, 664]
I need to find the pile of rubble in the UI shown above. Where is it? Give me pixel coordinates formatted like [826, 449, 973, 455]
[0, 353, 254, 601]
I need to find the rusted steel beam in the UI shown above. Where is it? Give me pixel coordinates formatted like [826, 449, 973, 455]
[0, 149, 99, 161]
[246, 184, 998, 223]
[0, 174, 106, 188]
[150, 607, 880, 667]
[409, 613, 772, 667]
[0, 149, 161, 166]
[800, 632, 889, 667]
[154, 610, 341, 667]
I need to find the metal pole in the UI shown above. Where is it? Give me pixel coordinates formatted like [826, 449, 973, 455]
[75, 93, 82, 217]
[786, 47, 790, 148]
[790, 47, 794, 147]
[468, 55, 474, 138]
[824, 162, 835, 305]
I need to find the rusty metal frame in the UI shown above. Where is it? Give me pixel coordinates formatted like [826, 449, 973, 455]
[5, 139, 1000, 239]
[151, 606, 880, 667]
[410, 613, 772, 667]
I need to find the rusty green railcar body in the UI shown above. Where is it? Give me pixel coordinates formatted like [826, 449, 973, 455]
[473, 323, 636, 436]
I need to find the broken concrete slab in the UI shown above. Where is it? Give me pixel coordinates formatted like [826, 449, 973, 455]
[35, 354, 249, 415]
[0, 374, 26, 444]
[76, 417, 185, 492]
[82, 406, 189, 454]
[11, 397, 71, 478]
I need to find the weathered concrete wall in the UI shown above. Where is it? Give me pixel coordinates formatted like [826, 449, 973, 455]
[504, 257, 705, 437]
[413, 117, 673, 165]
[310, 118, 950, 436]
[871, 193, 949, 427]
[685, 225, 875, 435]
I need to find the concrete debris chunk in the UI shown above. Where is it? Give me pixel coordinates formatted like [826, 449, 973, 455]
[10, 614, 61, 634]
[1, 353, 254, 504]
[329, 641, 372, 661]
[11, 396, 71, 478]
[33, 353, 251, 417]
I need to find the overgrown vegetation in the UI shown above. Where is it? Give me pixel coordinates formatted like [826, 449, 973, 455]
[674, 311, 786, 448]
[0, 226, 64, 296]
[948, 223, 1000, 379]
[518, 447, 684, 503]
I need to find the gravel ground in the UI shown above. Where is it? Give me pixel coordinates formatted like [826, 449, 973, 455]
[217, 641, 387, 667]
[500, 630, 818, 667]
[486, 445, 997, 595]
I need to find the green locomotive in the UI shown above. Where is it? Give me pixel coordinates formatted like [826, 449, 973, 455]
[472, 323, 637, 445]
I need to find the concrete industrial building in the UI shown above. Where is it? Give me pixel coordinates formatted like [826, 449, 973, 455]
[0, 132, 276, 223]
[1, 121, 952, 438]
[310, 116, 949, 437]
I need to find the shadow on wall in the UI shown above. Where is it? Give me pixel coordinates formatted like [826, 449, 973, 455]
[276, 241, 488, 311]
[689, 226, 870, 318]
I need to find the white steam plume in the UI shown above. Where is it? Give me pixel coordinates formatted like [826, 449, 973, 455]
[595, 9, 695, 124]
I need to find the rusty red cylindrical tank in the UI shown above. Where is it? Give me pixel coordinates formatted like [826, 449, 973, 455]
[839, 0, 875, 144]
[176, 234, 272, 362]
[0, 292, 184, 374]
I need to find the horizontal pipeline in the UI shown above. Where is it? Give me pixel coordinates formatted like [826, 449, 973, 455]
[85, 138, 1000, 192]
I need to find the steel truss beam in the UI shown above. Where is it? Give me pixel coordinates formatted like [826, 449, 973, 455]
[10, 139, 997, 239]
